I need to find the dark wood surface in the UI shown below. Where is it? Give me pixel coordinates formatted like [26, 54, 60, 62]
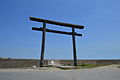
[30, 17, 84, 29]
[32, 27, 82, 36]
[40, 22, 46, 67]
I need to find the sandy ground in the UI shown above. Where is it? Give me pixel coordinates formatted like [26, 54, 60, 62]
[0, 65, 120, 80]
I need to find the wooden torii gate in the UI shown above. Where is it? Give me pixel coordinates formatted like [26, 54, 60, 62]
[29, 17, 84, 67]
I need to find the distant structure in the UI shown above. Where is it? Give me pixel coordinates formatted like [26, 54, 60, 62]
[29, 17, 84, 67]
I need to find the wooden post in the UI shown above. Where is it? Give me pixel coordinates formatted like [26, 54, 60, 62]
[40, 22, 46, 67]
[72, 27, 77, 66]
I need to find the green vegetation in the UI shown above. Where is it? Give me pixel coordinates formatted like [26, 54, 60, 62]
[0, 57, 8, 59]
[117, 66, 120, 68]
[77, 63, 110, 69]
[64, 63, 110, 70]
[45, 65, 53, 67]
[61, 63, 111, 70]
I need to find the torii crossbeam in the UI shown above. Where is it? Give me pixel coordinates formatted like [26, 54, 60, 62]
[29, 17, 84, 67]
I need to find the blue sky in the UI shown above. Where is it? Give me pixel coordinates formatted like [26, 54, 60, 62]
[0, 0, 120, 59]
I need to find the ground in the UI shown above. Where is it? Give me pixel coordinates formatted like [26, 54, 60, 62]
[0, 65, 120, 80]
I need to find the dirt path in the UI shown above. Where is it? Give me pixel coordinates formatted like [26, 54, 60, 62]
[0, 65, 120, 80]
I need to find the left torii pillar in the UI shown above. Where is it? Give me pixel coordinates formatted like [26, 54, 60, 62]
[40, 22, 46, 67]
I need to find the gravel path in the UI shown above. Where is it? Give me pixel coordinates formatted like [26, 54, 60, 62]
[0, 65, 120, 80]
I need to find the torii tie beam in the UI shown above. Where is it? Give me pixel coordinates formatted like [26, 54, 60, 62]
[29, 17, 84, 67]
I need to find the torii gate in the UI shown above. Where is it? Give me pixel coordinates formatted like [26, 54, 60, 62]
[29, 17, 84, 67]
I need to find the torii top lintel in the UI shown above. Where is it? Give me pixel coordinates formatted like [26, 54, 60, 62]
[29, 17, 84, 29]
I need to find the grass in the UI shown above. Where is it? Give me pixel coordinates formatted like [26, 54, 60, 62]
[62, 63, 111, 70]
[38, 63, 112, 70]
[117, 66, 120, 68]
[77, 63, 111, 69]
